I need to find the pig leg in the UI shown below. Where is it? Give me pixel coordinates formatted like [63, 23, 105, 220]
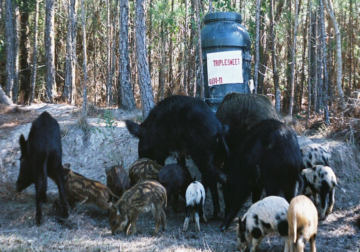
[295, 235, 305, 252]
[220, 177, 252, 231]
[194, 212, 200, 232]
[172, 193, 179, 213]
[319, 181, 330, 220]
[183, 205, 192, 231]
[153, 206, 163, 236]
[327, 188, 335, 215]
[191, 153, 220, 219]
[35, 175, 47, 225]
[160, 209, 167, 231]
[49, 159, 69, 219]
[251, 185, 262, 204]
[310, 234, 317, 252]
[250, 236, 263, 252]
[126, 214, 139, 235]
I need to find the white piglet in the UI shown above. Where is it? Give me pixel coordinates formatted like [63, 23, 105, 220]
[183, 181, 207, 232]
[237, 196, 289, 252]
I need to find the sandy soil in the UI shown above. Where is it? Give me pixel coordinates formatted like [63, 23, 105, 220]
[0, 104, 359, 252]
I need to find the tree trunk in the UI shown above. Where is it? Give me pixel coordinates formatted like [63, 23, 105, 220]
[30, 0, 39, 104]
[299, 9, 308, 111]
[270, 0, 280, 112]
[195, 0, 204, 99]
[283, 0, 291, 112]
[188, 0, 196, 97]
[307, 0, 312, 121]
[319, 0, 329, 123]
[119, 0, 136, 109]
[148, 0, 153, 77]
[5, 0, 15, 98]
[0, 86, 13, 105]
[45, 0, 55, 102]
[158, 21, 166, 102]
[288, 0, 299, 116]
[254, 0, 260, 94]
[111, 0, 118, 104]
[106, 0, 111, 106]
[135, 0, 155, 118]
[324, 0, 345, 108]
[167, 0, 174, 97]
[13, 4, 19, 103]
[310, 6, 317, 113]
[64, 0, 77, 104]
[182, 0, 188, 94]
[19, 3, 31, 104]
[81, 0, 87, 116]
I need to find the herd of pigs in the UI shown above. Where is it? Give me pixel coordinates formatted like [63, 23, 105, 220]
[15, 92, 348, 252]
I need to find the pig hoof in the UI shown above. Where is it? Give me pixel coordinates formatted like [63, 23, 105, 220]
[220, 225, 227, 232]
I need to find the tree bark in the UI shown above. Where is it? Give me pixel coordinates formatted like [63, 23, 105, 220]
[19, 2, 31, 104]
[270, 0, 280, 112]
[119, 0, 136, 109]
[254, 0, 260, 94]
[288, 0, 299, 116]
[30, 0, 39, 104]
[0, 86, 13, 105]
[45, 0, 56, 102]
[135, 0, 155, 118]
[106, 0, 111, 106]
[81, 0, 87, 116]
[64, 0, 78, 104]
[158, 20, 166, 102]
[5, 0, 15, 99]
[307, 0, 312, 121]
[195, 0, 204, 99]
[13, 4, 19, 103]
[183, 0, 188, 94]
[319, 0, 329, 123]
[324, 0, 345, 108]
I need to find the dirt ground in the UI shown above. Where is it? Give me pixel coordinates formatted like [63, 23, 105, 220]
[0, 103, 359, 252]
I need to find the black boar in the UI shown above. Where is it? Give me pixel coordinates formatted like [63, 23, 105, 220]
[286, 195, 318, 252]
[16, 111, 68, 224]
[221, 119, 303, 231]
[128, 158, 162, 186]
[216, 92, 283, 152]
[63, 167, 118, 210]
[106, 164, 130, 199]
[109, 180, 167, 236]
[158, 163, 194, 212]
[125, 95, 229, 219]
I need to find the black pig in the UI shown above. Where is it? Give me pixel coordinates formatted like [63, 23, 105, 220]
[216, 92, 283, 152]
[16, 111, 68, 224]
[125, 95, 229, 219]
[158, 163, 194, 212]
[221, 119, 303, 231]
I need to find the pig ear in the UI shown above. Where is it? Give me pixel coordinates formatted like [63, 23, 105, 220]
[19, 134, 27, 154]
[125, 120, 144, 138]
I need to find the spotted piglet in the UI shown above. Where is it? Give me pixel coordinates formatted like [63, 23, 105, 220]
[183, 181, 207, 232]
[237, 196, 289, 252]
[301, 144, 331, 168]
[301, 165, 346, 220]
